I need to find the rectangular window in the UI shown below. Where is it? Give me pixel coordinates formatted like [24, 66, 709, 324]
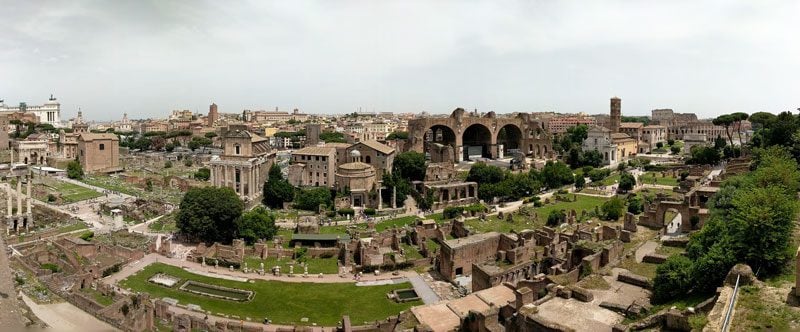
[99, 143, 105, 151]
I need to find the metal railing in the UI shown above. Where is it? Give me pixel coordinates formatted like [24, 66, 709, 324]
[721, 274, 741, 332]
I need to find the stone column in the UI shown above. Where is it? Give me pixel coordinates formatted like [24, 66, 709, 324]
[392, 186, 397, 209]
[16, 178, 22, 216]
[26, 177, 31, 215]
[377, 183, 382, 210]
[209, 164, 215, 185]
[6, 183, 11, 217]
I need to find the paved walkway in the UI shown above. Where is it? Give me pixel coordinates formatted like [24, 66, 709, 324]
[0, 235, 25, 329]
[407, 273, 440, 304]
[21, 293, 118, 331]
[635, 241, 659, 263]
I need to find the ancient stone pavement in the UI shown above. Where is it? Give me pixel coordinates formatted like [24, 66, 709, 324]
[0, 235, 25, 329]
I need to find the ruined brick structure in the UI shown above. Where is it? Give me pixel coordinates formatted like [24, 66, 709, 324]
[406, 108, 553, 162]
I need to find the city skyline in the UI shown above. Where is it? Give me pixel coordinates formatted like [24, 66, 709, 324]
[2, 1, 798, 121]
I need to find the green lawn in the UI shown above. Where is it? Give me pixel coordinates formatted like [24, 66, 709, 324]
[640, 172, 678, 186]
[375, 216, 418, 232]
[120, 263, 419, 325]
[243, 256, 339, 274]
[466, 194, 609, 233]
[35, 180, 102, 204]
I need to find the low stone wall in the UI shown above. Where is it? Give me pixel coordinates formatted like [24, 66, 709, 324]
[569, 286, 594, 302]
[662, 238, 689, 248]
[642, 253, 668, 264]
[617, 272, 652, 289]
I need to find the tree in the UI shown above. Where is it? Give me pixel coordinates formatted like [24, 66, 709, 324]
[319, 131, 346, 143]
[587, 168, 610, 182]
[667, 139, 675, 146]
[582, 149, 603, 168]
[204, 132, 218, 139]
[188, 139, 200, 151]
[546, 210, 566, 227]
[712, 114, 735, 147]
[165, 143, 175, 152]
[194, 167, 210, 181]
[386, 131, 409, 140]
[177, 187, 244, 243]
[714, 135, 727, 150]
[574, 174, 585, 190]
[467, 163, 505, 184]
[262, 164, 295, 208]
[235, 207, 278, 245]
[656, 142, 664, 149]
[393, 151, 426, 181]
[541, 161, 574, 189]
[652, 255, 694, 303]
[689, 146, 720, 165]
[731, 112, 749, 145]
[294, 187, 332, 211]
[748, 112, 776, 130]
[670, 145, 680, 154]
[600, 196, 624, 220]
[565, 124, 589, 144]
[66, 161, 84, 180]
[150, 136, 166, 151]
[618, 173, 636, 192]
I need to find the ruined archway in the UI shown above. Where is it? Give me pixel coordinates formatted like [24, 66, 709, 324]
[497, 124, 523, 157]
[663, 208, 683, 236]
[462, 124, 492, 160]
[424, 125, 457, 146]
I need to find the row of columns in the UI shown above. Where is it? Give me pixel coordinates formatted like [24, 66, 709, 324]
[5, 175, 33, 234]
[211, 162, 263, 200]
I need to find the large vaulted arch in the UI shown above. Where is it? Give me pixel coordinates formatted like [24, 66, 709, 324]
[462, 124, 492, 160]
[496, 124, 523, 157]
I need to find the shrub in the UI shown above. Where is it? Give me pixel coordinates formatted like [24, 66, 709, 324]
[164, 160, 173, 168]
[533, 200, 543, 207]
[601, 197, 625, 221]
[588, 168, 610, 182]
[184, 158, 193, 167]
[667, 139, 675, 146]
[670, 146, 681, 154]
[194, 167, 210, 181]
[66, 160, 84, 180]
[546, 210, 566, 227]
[102, 263, 122, 277]
[443, 206, 464, 219]
[627, 196, 644, 214]
[47, 194, 56, 203]
[364, 208, 376, 216]
[652, 255, 693, 303]
[79, 231, 94, 241]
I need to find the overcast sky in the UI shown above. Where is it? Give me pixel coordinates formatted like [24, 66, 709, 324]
[1, 1, 797, 121]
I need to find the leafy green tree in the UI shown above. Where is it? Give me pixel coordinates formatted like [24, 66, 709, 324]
[165, 143, 175, 152]
[731, 112, 749, 145]
[587, 168, 610, 182]
[467, 162, 505, 184]
[582, 149, 603, 168]
[712, 114, 735, 147]
[670, 145, 680, 154]
[652, 255, 694, 304]
[204, 131, 218, 139]
[600, 196, 624, 221]
[574, 174, 585, 190]
[262, 164, 295, 208]
[541, 161, 574, 189]
[386, 131, 409, 140]
[194, 167, 210, 181]
[66, 161, 84, 180]
[714, 135, 727, 150]
[319, 131, 346, 143]
[177, 187, 244, 243]
[618, 173, 636, 192]
[667, 139, 675, 146]
[656, 142, 664, 149]
[235, 207, 278, 245]
[688, 146, 720, 165]
[393, 151, 426, 181]
[748, 112, 776, 130]
[565, 124, 589, 144]
[294, 187, 332, 211]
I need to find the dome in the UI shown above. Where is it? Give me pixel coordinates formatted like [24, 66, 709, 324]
[338, 162, 373, 171]
[350, 149, 361, 158]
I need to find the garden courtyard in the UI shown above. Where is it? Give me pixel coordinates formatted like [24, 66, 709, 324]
[119, 263, 420, 326]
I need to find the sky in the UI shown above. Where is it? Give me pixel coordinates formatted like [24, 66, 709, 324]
[1, 1, 798, 121]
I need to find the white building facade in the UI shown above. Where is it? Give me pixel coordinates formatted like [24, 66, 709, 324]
[0, 95, 61, 127]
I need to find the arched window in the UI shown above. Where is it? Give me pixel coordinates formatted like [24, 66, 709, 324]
[365, 156, 371, 164]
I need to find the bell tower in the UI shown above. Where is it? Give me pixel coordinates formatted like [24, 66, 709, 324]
[610, 97, 621, 133]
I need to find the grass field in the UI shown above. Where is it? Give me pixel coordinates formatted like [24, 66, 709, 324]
[589, 173, 621, 187]
[640, 172, 679, 186]
[243, 256, 339, 274]
[36, 180, 102, 204]
[465, 194, 609, 233]
[120, 263, 420, 325]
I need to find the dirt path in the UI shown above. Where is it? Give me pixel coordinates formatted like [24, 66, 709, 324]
[21, 293, 117, 331]
[0, 235, 25, 329]
[635, 241, 658, 263]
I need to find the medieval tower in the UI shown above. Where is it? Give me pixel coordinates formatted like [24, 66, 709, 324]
[610, 97, 621, 133]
